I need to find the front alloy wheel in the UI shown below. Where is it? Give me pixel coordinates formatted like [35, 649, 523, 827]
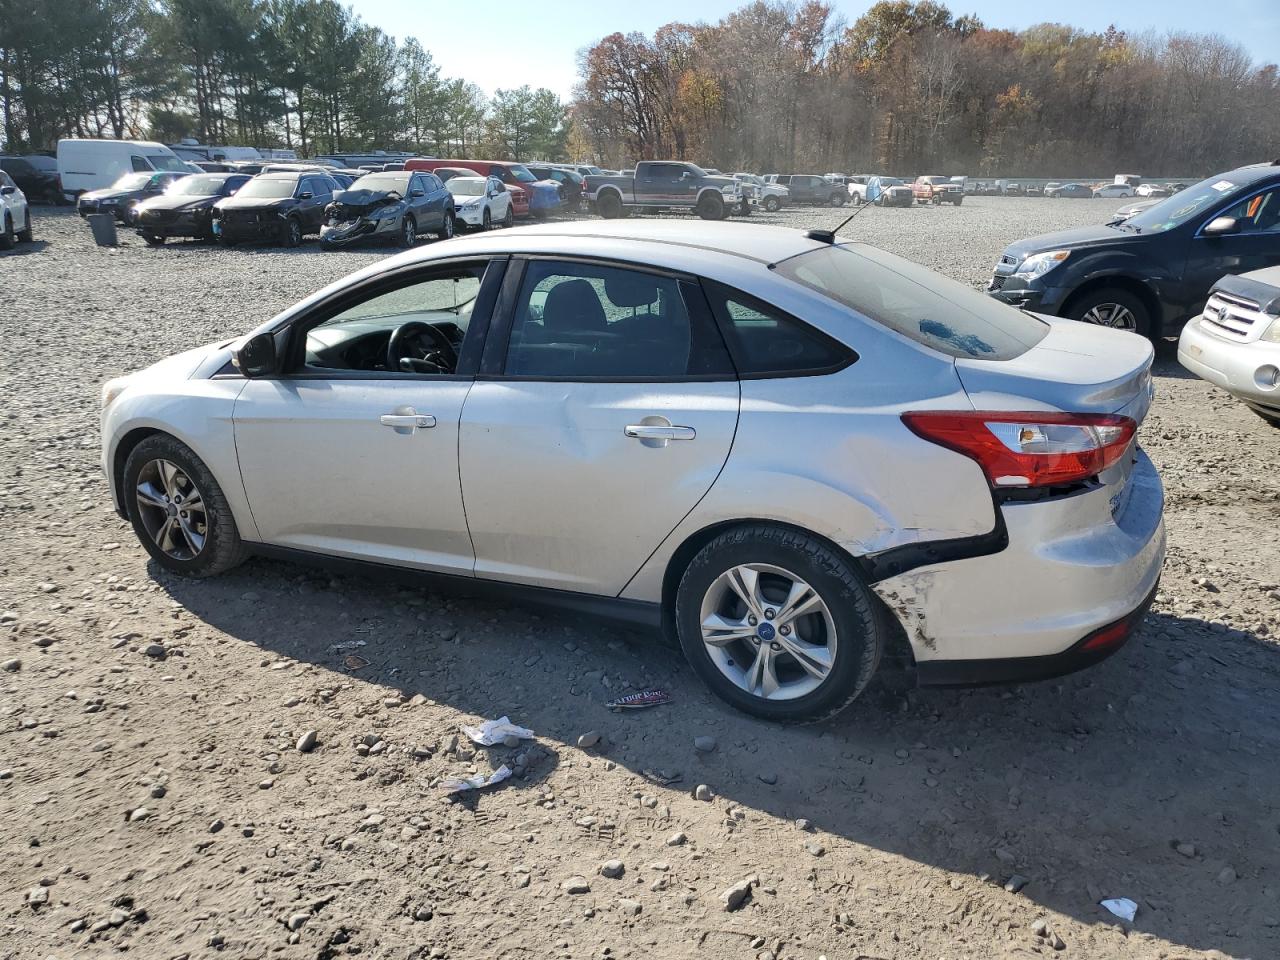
[135, 459, 207, 561]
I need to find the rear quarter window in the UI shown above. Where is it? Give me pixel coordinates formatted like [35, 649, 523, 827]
[702, 281, 856, 377]
[774, 244, 1049, 361]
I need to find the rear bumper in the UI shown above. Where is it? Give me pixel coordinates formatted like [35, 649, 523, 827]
[1178, 316, 1280, 412]
[873, 449, 1165, 679]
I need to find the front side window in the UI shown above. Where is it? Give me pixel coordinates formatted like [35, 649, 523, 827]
[130, 155, 150, 172]
[305, 266, 486, 375]
[1219, 188, 1280, 234]
[147, 154, 190, 172]
[1125, 174, 1268, 234]
[703, 282, 855, 376]
[505, 261, 718, 379]
[775, 243, 1049, 361]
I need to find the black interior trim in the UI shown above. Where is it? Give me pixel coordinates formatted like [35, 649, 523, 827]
[248, 543, 663, 629]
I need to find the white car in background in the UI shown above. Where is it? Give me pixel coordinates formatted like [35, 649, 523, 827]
[0, 170, 34, 249]
[1094, 183, 1136, 199]
[447, 176, 513, 230]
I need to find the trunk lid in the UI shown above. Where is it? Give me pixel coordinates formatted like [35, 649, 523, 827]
[954, 317, 1154, 424]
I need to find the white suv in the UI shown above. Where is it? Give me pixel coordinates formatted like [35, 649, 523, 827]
[0, 170, 33, 249]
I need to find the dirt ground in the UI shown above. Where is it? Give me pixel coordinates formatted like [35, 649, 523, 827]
[1, 201, 1278, 960]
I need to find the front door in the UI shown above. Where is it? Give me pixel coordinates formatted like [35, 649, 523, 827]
[1184, 185, 1280, 315]
[233, 260, 502, 572]
[459, 258, 740, 594]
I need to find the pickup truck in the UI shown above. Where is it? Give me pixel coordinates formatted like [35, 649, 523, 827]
[584, 161, 743, 220]
[912, 175, 964, 205]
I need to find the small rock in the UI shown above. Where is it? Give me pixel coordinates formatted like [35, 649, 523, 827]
[562, 876, 591, 894]
[721, 877, 754, 912]
[577, 731, 601, 749]
[259, 778, 275, 790]
[286, 912, 309, 931]
[617, 898, 642, 916]
[128, 807, 151, 822]
[693, 735, 717, 753]
[296, 730, 318, 753]
[2, 658, 20, 673]
[1049, 932, 1066, 950]
[209, 818, 224, 833]
[413, 905, 433, 921]
[32, 636, 54, 648]
[806, 842, 825, 857]
[1175, 841, 1197, 858]
[795, 818, 812, 831]
[26, 886, 49, 907]
[1004, 874, 1029, 893]
[1217, 865, 1237, 885]
[502, 734, 522, 748]
[142, 643, 166, 659]
[150, 784, 166, 799]
[1030, 918, 1048, 937]
[666, 831, 687, 846]
[600, 859, 625, 879]
[694, 784, 714, 802]
[0, 610, 18, 623]
[757, 771, 778, 784]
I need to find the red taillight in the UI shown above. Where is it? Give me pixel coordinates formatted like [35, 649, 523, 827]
[1079, 617, 1131, 652]
[901, 411, 1136, 489]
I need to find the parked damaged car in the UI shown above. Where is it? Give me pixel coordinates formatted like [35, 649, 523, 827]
[319, 170, 456, 249]
[77, 171, 188, 222]
[133, 173, 251, 245]
[213, 171, 338, 247]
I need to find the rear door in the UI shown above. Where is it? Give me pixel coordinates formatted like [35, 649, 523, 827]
[458, 258, 740, 594]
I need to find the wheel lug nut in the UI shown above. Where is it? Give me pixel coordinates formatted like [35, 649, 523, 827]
[770, 642, 782, 652]
[764, 608, 775, 620]
[747, 615, 757, 626]
[780, 625, 791, 636]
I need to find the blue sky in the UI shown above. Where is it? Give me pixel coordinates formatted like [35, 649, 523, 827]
[350, 0, 1280, 98]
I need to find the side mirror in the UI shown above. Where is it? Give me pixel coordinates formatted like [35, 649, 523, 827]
[298, 191, 313, 200]
[1204, 216, 1240, 236]
[232, 332, 277, 378]
[0, 186, 13, 196]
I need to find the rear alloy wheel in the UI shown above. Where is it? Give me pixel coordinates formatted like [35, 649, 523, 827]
[1067, 287, 1151, 337]
[398, 215, 416, 248]
[696, 192, 725, 221]
[676, 525, 884, 723]
[763, 196, 780, 213]
[830, 193, 846, 207]
[503, 205, 515, 228]
[123, 434, 248, 578]
[597, 191, 624, 219]
[283, 217, 303, 247]
[437, 212, 455, 240]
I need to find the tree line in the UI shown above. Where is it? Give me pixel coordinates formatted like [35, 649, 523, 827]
[570, 0, 1280, 177]
[0, 0, 567, 160]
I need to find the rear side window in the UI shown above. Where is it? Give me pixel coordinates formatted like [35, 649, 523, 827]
[774, 244, 1049, 360]
[703, 281, 855, 377]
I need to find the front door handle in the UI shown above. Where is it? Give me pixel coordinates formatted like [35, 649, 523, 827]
[624, 423, 695, 441]
[379, 406, 436, 434]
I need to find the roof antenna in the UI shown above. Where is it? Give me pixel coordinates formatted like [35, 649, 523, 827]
[805, 195, 873, 244]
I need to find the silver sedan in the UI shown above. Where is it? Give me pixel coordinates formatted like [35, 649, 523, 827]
[100, 222, 1165, 722]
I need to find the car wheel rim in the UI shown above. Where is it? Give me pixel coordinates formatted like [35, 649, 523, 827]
[699, 563, 836, 701]
[290, 221, 300, 244]
[404, 219, 414, 244]
[1081, 303, 1137, 330]
[135, 459, 207, 560]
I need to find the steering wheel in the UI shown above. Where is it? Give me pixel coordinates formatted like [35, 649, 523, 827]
[386, 320, 458, 373]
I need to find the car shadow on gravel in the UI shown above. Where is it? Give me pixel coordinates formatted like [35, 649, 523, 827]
[0, 239, 50, 257]
[156, 557, 1280, 958]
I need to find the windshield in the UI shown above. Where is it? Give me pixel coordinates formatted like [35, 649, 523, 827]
[355, 173, 409, 191]
[146, 154, 190, 172]
[879, 178, 903, 186]
[924, 176, 949, 184]
[508, 164, 536, 183]
[448, 178, 485, 196]
[1122, 174, 1247, 233]
[236, 178, 296, 199]
[775, 244, 1049, 360]
[169, 175, 230, 196]
[111, 173, 154, 190]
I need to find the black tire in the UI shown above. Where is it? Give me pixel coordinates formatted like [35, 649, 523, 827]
[597, 190, 624, 219]
[398, 215, 416, 248]
[763, 196, 780, 213]
[141, 232, 164, 247]
[503, 205, 515, 228]
[674, 525, 885, 723]
[0, 214, 13, 250]
[1065, 286, 1152, 337]
[953, 197, 963, 206]
[482, 208, 491, 231]
[123, 434, 249, 578]
[17, 210, 34, 243]
[219, 233, 239, 247]
[437, 212, 454, 240]
[829, 192, 846, 208]
[737, 199, 753, 216]
[696, 191, 725, 221]
[283, 217, 302, 247]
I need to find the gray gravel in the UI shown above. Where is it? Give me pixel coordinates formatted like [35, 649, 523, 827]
[1, 201, 1278, 960]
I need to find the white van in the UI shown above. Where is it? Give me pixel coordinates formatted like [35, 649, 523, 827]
[56, 139, 189, 200]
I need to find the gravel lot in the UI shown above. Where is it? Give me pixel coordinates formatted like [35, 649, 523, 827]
[2, 199, 1278, 960]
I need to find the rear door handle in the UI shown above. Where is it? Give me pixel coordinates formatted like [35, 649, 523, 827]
[624, 424, 695, 441]
[379, 407, 436, 433]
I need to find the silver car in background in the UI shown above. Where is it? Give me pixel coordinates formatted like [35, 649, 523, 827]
[100, 222, 1164, 722]
[1178, 266, 1280, 426]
